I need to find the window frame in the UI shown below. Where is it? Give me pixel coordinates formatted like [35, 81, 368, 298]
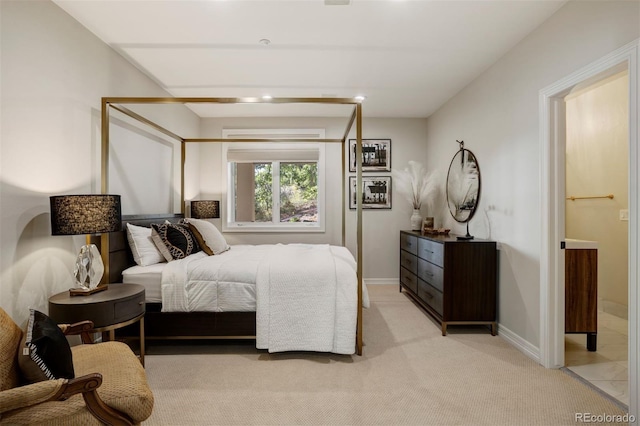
[221, 129, 326, 233]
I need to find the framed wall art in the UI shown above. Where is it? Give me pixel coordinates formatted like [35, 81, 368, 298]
[349, 139, 391, 172]
[349, 176, 392, 209]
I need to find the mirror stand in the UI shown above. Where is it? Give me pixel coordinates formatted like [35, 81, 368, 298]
[457, 222, 474, 240]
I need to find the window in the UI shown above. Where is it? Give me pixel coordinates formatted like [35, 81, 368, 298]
[222, 130, 325, 232]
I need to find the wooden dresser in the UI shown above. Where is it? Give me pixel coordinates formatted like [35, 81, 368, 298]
[399, 230, 497, 335]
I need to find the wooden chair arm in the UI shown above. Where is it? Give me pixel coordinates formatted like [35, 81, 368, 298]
[1, 374, 134, 425]
[55, 373, 134, 426]
[55, 372, 102, 400]
[0, 379, 66, 413]
[60, 320, 95, 344]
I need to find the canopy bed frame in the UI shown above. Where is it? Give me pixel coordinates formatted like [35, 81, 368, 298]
[99, 97, 365, 355]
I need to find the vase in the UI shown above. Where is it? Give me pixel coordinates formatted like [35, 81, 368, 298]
[410, 209, 422, 231]
[73, 244, 104, 290]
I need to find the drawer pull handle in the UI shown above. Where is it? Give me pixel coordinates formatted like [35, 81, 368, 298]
[424, 292, 433, 299]
[425, 272, 433, 277]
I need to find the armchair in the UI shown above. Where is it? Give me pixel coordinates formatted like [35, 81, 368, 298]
[0, 308, 153, 425]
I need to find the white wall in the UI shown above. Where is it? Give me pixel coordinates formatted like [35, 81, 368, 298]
[346, 118, 442, 281]
[424, 1, 639, 349]
[0, 0, 200, 325]
[197, 117, 431, 281]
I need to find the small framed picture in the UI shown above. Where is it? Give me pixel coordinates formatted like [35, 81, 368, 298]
[349, 139, 391, 172]
[349, 176, 392, 209]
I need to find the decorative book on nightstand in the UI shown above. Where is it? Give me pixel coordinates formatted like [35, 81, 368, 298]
[399, 230, 497, 336]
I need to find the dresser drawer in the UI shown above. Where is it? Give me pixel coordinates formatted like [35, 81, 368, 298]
[113, 291, 145, 323]
[400, 267, 418, 294]
[417, 258, 443, 292]
[400, 250, 418, 274]
[49, 284, 146, 329]
[400, 233, 417, 255]
[418, 279, 443, 316]
[417, 238, 444, 266]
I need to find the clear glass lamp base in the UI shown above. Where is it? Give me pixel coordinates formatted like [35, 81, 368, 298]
[73, 244, 104, 290]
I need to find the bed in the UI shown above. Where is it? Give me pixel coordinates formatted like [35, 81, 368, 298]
[104, 214, 255, 341]
[108, 214, 367, 354]
[100, 96, 367, 354]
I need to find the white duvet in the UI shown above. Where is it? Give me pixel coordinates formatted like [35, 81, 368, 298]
[161, 244, 369, 354]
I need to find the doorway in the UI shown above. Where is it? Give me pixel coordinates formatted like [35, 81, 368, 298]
[539, 38, 639, 419]
[562, 70, 629, 405]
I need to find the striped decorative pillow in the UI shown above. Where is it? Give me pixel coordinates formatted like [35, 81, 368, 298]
[18, 309, 74, 383]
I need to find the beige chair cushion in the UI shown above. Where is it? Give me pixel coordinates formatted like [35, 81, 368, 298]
[72, 342, 154, 422]
[0, 308, 23, 391]
[1, 342, 154, 425]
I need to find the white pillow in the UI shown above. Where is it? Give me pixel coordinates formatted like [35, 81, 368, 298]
[126, 223, 166, 266]
[184, 218, 230, 255]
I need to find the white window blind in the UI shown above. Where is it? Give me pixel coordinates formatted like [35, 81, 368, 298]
[226, 148, 319, 162]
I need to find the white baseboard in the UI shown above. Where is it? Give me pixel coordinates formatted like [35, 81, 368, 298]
[498, 323, 541, 364]
[599, 298, 628, 320]
[364, 278, 399, 285]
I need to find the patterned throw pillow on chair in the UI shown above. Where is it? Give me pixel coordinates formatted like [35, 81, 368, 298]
[150, 222, 201, 261]
[18, 309, 74, 383]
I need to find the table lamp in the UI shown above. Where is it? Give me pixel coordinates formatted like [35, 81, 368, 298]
[50, 194, 122, 295]
[190, 200, 220, 219]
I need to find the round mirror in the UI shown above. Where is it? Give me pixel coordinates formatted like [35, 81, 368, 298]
[446, 145, 481, 233]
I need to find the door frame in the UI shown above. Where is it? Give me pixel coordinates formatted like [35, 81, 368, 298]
[540, 38, 638, 416]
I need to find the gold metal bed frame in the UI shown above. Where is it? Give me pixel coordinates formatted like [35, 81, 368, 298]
[100, 96, 365, 355]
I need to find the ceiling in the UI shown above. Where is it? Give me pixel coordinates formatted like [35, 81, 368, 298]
[53, 0, 566, 118]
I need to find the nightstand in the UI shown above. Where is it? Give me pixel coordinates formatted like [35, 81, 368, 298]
[48, 283, 146, 366]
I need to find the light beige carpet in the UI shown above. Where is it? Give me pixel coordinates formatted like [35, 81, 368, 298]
[142, 285, 627, 425]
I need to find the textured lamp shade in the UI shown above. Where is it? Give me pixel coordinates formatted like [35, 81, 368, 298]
[50, 194, 122, 294]
[191, 200, 220, 219]
[50, 195, 122, 235]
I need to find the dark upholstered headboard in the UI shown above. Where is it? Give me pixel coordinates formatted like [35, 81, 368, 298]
[100, 214, 184, 284]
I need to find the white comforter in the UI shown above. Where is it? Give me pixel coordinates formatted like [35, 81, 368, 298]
[161, 244, 368, 354]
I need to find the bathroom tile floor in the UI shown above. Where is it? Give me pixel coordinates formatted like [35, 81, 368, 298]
[565, 310, 628, 406]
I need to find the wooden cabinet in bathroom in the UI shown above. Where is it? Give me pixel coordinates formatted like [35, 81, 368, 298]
[565, 241, 598, 351]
